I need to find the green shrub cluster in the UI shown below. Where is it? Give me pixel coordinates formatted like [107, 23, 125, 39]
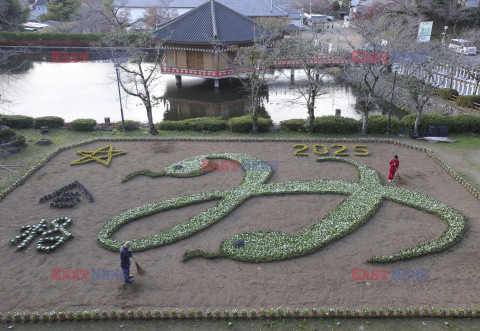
[457, 95, 480, 108]
[313, 116, 358, 134]
[227, 116, 272, 133]
[400, 113, 480, 133]
[115, 120, 141, 131]
[0, 128, 26, 147]
[280, 119, 307, 132]
[0, 115, 34, 129]
[0, 128, 16, 139]
[436, 88, 459, 99]
[448, 114, 480, 133]
[366, 114, 399, 134]
[156, 117, 226, 132]
[33, 116, 65, 129]
[9, 134, 26, 147]
[70, 119, 97, 131]
[0, 32, 105, 41]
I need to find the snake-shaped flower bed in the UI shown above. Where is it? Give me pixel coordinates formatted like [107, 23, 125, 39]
[97, 154, 466, 263]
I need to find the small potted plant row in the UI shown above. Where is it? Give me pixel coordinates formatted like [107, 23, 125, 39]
[9, 217, 73, 252]
[39, 180, 94, 208]
[3, 306, 480, 322]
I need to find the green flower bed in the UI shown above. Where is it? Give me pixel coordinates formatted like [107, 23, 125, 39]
[98, 153, 466, 264]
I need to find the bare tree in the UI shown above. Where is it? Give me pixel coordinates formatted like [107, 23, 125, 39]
[395, 48, 450, 135]
[279, 35, 328, 134]
[228, 17, 287, 133]
[102, 29, 163, 134]
[143, 0, 176, 29]
[102, 0, 132, 29]
[341, 1, 424, 134]
[0, 49, 33, 111]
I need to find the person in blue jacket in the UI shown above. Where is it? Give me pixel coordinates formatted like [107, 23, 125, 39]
[120, 241, 134, 283]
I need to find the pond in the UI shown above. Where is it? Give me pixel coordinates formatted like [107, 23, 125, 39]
[0, 51, 388, 124]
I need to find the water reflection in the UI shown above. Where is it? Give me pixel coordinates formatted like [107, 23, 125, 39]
[163, 78, 271, 121]
[0, 52, 392, 124]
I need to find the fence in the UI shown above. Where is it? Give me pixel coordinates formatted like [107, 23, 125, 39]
[396, 63, 480, 96]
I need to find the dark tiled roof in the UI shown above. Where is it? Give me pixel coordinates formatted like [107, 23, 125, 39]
[153, 0, 267, 44]
[115, 0, 287, 17]
[33, 0, 47, 7]
[283, 23, 301, 31]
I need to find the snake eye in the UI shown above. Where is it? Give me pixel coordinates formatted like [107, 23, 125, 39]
[173, 165, 183, 170]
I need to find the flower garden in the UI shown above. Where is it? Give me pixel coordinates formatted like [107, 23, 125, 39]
[1, 137, 480, 322]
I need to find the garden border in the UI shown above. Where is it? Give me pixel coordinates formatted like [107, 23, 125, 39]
[1, 136, 479, 322]
[2, 306, 480, 322]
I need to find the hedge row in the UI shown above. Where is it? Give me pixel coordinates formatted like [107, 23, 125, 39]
[156, 117, 226, 132]
[400, 113, 480, 133]
[33, 116, 65, 129]
[3, 306, 480, 322]
[280, 115, 398, 134]
[227, 116, 272, 133]
[0, 115, 65, 129]
[2, 113, 480, 134]
[0, 31, 105, 41]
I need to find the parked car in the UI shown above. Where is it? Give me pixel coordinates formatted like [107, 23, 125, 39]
[448, 39, 477, 55]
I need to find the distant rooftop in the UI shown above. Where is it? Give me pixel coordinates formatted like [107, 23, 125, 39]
[464, 0, 479, 7]
[153, 0, 268, 44]
[114, 0, 287, 17]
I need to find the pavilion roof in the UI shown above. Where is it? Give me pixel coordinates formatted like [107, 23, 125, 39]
[153, 0, 268, 45]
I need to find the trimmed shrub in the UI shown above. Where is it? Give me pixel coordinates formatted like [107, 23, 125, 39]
[457, 95, 480, 108]
[312, 116, 359, 134]
[70, 118, 97, 131]
[155, 120, 184, 131]
[186, 117, 223, 131]
[449, 114, 480, 133]
[9, 134, 26, 147]
[436, 88, 459, 99]
[280, 119, 307, 132]
[186, 117, 226, 132]
[115, 120, 141, 131]
[0, 128, 16, 139]
[227, 116, 272, 133]
[400, 113, 453, 133]
[366, 114, 399, 134]
[33, 116, 65, 129]
[0, 115, 34, 129]
[156, 117, 226, 132]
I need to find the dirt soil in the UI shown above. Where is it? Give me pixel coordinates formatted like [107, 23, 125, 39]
[1, 140, 479, 313]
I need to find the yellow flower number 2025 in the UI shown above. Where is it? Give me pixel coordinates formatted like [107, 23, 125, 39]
[293, 144, 370, 157]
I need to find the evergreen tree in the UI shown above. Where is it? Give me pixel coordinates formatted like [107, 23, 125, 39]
[0, 0, 30, 31]
[39, 0, 81, 22]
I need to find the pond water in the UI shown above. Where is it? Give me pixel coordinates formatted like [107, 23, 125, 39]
[0, 53, 384, 124]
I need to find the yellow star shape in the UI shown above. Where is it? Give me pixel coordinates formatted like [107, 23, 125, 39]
[71, 145, 126, 167]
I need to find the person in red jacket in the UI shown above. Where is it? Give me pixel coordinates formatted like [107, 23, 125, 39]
[388, 155, 399, 182]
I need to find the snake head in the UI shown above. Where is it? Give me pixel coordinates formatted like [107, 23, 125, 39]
[164, 155, 206, 178]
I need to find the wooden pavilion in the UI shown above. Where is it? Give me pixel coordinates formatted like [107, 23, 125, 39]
[153, 0, 266, 88]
